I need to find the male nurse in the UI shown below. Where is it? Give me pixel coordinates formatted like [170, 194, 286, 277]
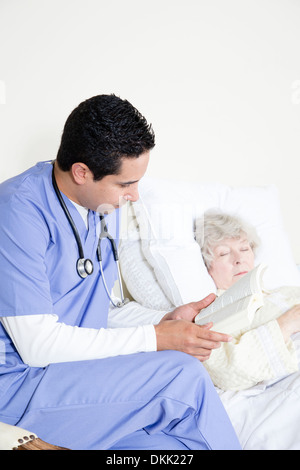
[0, 94, 240, 450]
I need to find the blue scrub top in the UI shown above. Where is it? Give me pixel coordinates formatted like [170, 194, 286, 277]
[0, 161, 120, 396]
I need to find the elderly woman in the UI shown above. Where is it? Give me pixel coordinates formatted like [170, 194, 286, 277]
[195, 211, 300, 391]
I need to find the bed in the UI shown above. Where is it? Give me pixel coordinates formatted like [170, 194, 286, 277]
[118, 176, 300, 450]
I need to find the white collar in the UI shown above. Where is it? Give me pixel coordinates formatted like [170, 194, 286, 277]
[69, 200, 89, 229]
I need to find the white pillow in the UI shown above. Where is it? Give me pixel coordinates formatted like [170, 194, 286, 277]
[217, 185, 300, 289]
[122, 177, 300, 307]
[119, 226, 174, 310]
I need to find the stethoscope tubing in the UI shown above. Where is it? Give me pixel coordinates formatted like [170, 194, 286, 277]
[51, 164, 128, 308]
[52, 167, 85, 260]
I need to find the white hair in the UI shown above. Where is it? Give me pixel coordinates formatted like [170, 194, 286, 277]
[195, 210, 260, 269]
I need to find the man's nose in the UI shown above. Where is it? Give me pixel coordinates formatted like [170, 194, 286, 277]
[125, 186, 139, 202]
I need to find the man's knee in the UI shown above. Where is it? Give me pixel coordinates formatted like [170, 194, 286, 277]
[155, 350, 216, 409]
[158, 350, 212, 384]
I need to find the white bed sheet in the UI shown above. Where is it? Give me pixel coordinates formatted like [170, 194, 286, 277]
[219, 331, 300, 450]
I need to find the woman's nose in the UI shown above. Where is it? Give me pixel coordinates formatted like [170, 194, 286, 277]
[233, 252, 242, 264]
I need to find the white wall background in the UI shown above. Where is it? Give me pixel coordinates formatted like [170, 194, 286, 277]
[1, 0, 300, 260]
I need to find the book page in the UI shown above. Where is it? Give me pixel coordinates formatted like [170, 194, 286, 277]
[196, 294, 264, 334]
[196, 264, 267, 319]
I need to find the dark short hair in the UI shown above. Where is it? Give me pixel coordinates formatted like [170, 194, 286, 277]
[56, 94, 155, 180]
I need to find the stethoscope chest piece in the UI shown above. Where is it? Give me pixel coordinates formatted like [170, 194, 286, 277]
[77, 258, 94, 279]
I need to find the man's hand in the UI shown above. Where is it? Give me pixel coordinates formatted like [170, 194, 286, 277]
[154, 294, 232, 361]
[161, 293, 217, 322]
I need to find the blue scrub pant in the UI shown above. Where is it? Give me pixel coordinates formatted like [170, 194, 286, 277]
[12, 351, 240, 450]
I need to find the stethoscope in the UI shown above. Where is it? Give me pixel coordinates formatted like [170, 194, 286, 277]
[51, 165, 129, 308]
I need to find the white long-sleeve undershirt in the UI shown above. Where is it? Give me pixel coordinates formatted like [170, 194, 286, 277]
[0, 301, 168, 368]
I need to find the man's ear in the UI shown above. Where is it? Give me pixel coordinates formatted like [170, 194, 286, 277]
[71, 163, 90, 185]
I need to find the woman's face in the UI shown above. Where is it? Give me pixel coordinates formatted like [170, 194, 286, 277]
[208, 235, 255, 289]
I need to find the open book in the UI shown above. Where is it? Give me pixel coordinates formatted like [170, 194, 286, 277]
[195, 264, 267, 335]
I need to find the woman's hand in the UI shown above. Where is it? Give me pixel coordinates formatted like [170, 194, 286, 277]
[277, 304, 300, 342]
